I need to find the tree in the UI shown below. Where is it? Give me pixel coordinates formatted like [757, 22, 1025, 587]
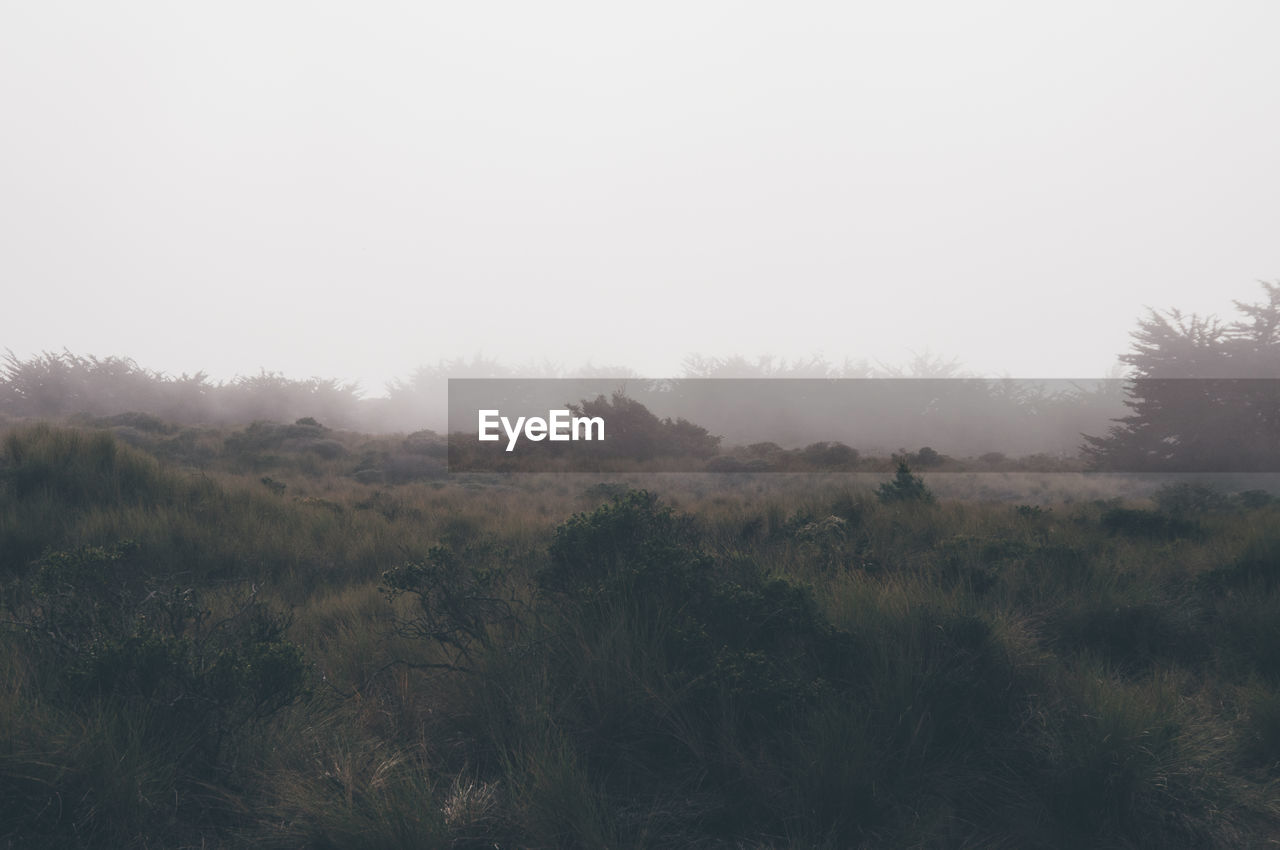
[569, 392, 721, 462]
[877, 461, 934, 504]
[1082, 282, 1280, 472]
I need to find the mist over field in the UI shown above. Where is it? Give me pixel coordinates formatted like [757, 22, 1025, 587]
[6, 3, 1280, 847]
[4, 274, 1275, 466]
[4, 2, 1280, 389]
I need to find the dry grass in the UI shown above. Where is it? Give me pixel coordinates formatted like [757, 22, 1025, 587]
[2, 421, 1279, 847]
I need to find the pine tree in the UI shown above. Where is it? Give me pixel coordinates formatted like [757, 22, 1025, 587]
[877, 460, 934, 504]
[1082, 282, 1280, 471]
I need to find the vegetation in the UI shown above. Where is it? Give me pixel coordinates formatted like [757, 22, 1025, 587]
[14, 280, 1277, 471]
[1084, 282, 1280, 471]
[1, 290, 1277, 845]
[2, 350, 1130, 459]
[2, 420, 1279, 848]
[0, 351, 369, 430]
[875, 460, 935, 504]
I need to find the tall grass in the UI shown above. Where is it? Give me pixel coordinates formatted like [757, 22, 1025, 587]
[1, 421, 1279, 846]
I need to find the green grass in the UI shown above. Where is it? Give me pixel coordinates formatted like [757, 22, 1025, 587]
[2, 421, 1279, 847]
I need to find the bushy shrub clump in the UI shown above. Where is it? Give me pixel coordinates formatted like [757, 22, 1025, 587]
[877, 460, 935, 504]
[449, 491, 1053, 845]
[3, 540, 306, 845]
[23, 541, 306, 726]
[541, 491, 858, 723]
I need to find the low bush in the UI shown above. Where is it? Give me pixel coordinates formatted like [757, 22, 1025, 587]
[3, 540, 307, 845]
[877, 460, 935, 504]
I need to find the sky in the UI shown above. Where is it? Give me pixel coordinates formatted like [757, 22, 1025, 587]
[3, 1, 1278, 395]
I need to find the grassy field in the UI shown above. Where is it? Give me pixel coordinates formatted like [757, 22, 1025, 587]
[2, 419, 1280, 847]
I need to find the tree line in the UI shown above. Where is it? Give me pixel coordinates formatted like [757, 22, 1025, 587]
[4, 281, 1277, 470]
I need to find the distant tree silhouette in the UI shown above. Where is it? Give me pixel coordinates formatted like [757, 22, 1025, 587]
[0, 350, 211, 420]
[680, 354, 868, 378]
[569, 392, 720, 461]
[1082, 282, 1280, 471]
[0, 350, 366, 428]
[877, 461, 934, 503]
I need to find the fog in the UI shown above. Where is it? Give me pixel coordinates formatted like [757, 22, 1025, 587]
[3, 2, 1279, 393]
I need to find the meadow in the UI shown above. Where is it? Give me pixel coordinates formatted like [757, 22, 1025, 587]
[2, 417, 1279, 848]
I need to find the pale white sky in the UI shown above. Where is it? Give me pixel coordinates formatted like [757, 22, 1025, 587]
[2, 1, 1278, 394]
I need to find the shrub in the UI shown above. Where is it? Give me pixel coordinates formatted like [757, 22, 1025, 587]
[1, 424, 169, 510]
[1100, 506, 1198, 539]
[1048, 599, 1205, 673]
[800, 441, 859, 469]
[1153, 481, 1229, 516]
[21, 542, 307, 741]
[306, 438, 346, 460]
[525, 492, 867, 834]
[383, 453, 445, 483]
[915, 445, 943, 467]
[380, 544, 514, 670]
[1034, 670, 1226, 847]
[877, 461, 934, 504]
[1236, 489, 1275, 510]
[92, 411, 176, 433]
[3, 541, 308, 844]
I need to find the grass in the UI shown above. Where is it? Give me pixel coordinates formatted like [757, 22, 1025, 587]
[1, 420, 1279, 847]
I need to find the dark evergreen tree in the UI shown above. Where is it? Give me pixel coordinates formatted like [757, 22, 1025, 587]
[877, 460, 934, 504]
[1082, 283, 1280, 471]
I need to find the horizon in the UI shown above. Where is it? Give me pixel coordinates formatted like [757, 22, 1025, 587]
[4, 2, 1278, 391]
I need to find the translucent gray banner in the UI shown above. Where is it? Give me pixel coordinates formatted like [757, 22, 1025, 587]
[446, 378, 1280, 473]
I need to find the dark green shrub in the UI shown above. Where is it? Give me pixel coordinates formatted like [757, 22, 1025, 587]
[800, 441, 859, 469]
[1034, 672, 1224, 848]
[915, 445, 943, 467]
[567, 393, 721, 462]
[1100, 506, 1198, 539]
[1048, 599, 1205, 672]
[380, 544, 514, 670]
[22, 542, 307, 738]
[1236, 489, 1275, 510]
[284, 419, 327, 439]
[540, 490, 702, 599]
[529, 493, 866, 828]
[306, 438, 346, 459]
[3, 541, 308, 844]
[1153, 481, 1229, 516]
[877, 461, 934, 504]
[522, 492, 1054, 844]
